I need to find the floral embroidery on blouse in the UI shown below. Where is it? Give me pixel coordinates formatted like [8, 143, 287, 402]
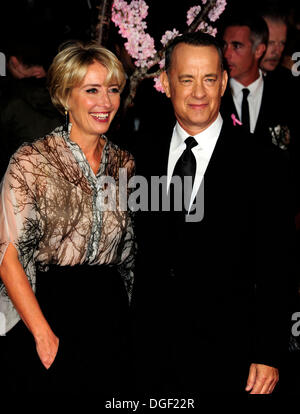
[0, 124, 136, 333]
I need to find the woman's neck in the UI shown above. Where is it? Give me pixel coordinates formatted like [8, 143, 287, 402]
[70, 131, 105, 175]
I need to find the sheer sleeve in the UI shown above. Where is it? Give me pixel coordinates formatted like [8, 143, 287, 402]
[0, 149, 38, 333]
[116, 155, 136, 303]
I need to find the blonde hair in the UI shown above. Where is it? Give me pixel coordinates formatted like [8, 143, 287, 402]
[47, 41, 126, 114]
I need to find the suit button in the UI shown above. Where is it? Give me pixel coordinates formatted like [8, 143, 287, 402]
[169, 268, 175, 277]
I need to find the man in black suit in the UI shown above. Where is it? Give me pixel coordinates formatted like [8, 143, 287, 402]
[260, 9, 287, 74]
[221, 14, 291, 150]
[220, 12, 300, 250]
[132, 32, 292, 395]
[259, 8, 300, 219]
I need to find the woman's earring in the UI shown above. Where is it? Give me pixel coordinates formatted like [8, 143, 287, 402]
[64, 109, 69, 132]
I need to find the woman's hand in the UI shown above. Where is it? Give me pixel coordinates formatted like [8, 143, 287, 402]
[0, 243, 59, 370]
[35, 331, 59, 369]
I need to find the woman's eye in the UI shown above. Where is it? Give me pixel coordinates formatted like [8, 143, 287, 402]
[109, 86, 120, 94]
[86, 88, 98, 93]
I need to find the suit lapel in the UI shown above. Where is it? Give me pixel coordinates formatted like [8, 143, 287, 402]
[222, 86, 239, 121]
[156, 122, 175, 177]
[198, 121, 233, 192]
[253, 78, 266, 134]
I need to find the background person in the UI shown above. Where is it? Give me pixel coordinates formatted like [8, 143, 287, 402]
[260, 8, 288, 73]
[0, 38, 62, 179]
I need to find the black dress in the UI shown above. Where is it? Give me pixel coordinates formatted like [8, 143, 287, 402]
[3, 264, 131, 393]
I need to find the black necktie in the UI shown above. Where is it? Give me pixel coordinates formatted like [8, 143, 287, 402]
[241, 88, 250, 132]
[172, 136, 197, 211]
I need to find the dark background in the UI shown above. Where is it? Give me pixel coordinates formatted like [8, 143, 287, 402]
[0, 0, 299, 65]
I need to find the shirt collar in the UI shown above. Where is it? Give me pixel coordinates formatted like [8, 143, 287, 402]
[230, 69, 263, 98]
[62, 122, 108, 179]
[172, 113, 223, 151]
[62, 122, 108, 147]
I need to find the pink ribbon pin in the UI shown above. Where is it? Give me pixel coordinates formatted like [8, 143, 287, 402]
[231, 113, 242, 126]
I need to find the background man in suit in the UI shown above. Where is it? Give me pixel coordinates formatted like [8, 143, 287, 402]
[259, 7, 300, 223]
[132, 32, 292, 395]
[260, 9, 287, 74]
[221, 12, 300, 249]
[221, 14, 291, 150]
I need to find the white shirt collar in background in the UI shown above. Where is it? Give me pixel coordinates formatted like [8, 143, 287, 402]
[229, 70, 264, 133]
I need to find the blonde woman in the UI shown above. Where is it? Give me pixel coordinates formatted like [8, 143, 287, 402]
[0, 41, 135, 392]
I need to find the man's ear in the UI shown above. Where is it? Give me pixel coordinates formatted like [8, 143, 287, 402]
[160, 71, 171, 98]
[255, 43, 266, 61]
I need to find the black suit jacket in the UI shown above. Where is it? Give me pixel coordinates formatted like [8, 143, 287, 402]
[220, 76, 292, 148]
[131, 115, 293, 391]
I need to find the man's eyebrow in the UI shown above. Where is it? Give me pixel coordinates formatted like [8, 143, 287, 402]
[178, 74, 194, 79]
[231, 41, 244, 47]
[178, 73, 218, 78]
[204, 73, 218, 78]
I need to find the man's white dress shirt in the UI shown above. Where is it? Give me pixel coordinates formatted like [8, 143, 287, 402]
[167, 114, 223, 209]
[230, 70, 264, 133]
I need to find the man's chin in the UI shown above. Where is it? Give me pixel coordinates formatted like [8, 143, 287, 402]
[228, 68, 239, 79]
[262, 61, 279, 71]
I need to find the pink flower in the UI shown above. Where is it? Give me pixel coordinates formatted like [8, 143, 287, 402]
[159, 58, 165, 69]
[161, 29, 180, 46]
[193, 21, 217, 37]
[187, 6, 201, 26]
[204, 25, 218, 37]
[186, 1, 225, 36]
[208, 0, 227, 22]
[112, 0, 156, 68]
[153, 76, 165, 93]
[112, 0, 227, 94]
